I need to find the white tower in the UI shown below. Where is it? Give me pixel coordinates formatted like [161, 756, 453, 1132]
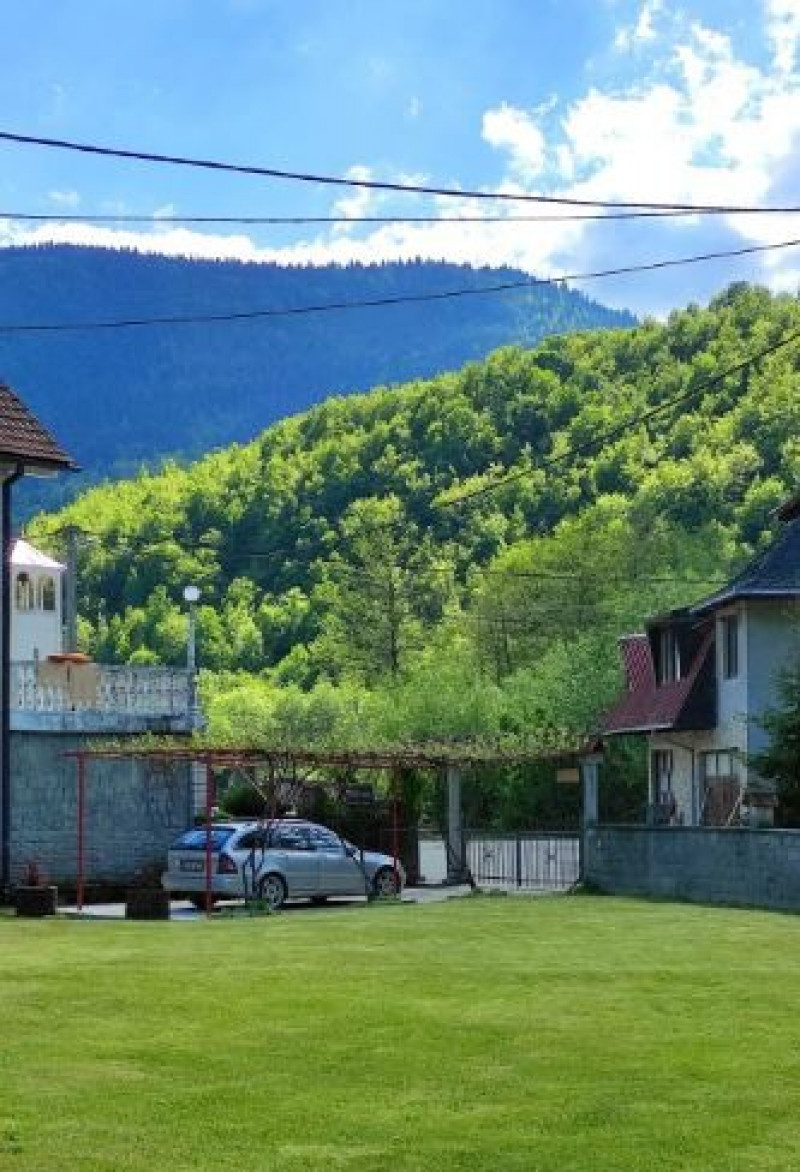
[11, 539, 65, 662]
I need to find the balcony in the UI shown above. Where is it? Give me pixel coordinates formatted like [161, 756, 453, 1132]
[11, 661, 195, 734]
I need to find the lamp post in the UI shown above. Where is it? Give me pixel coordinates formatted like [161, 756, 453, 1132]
[183, 585, 200, 728]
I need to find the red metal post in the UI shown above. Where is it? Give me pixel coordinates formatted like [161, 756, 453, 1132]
[204, 759, 215, 917]
[392, 776, 400, 889]
[76, 754, 86, 912]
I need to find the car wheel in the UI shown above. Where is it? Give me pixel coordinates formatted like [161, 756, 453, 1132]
[372, 867, 400, 898]
[189, 895, 216, 911]
[258, 873, 287, 911]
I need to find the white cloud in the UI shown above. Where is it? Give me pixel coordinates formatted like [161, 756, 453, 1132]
[330, 165, 380, 236]
[481, 103, 546, 180]
[9, 10, 800, 316]
[765, 0, 800, 74]
[615, 0, 663, 51]
[48, 189, 80, 208]
[406, 96, 423, 119]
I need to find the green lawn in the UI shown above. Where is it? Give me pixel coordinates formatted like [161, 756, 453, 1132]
[2, 896, 800, 1171]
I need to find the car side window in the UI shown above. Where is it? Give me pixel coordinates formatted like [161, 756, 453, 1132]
[310, 827, 343, 850]
[237, 830, 267, 851]
[272, 826, 313, 851]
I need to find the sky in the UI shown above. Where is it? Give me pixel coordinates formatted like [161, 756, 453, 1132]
[2, 0, 800, 316]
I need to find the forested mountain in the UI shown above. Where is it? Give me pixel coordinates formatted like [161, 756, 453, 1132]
[28, 282, 800, 786]
[0, 244, 634, 512]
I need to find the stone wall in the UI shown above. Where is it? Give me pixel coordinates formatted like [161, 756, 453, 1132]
[9, 732, 193, 886]
[585, 825, 800, 912]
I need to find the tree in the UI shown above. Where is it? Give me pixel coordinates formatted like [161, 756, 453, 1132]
[750, 662, 800, 827]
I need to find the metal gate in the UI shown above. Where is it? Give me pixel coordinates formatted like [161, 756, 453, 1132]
[465, 831, 580, 891]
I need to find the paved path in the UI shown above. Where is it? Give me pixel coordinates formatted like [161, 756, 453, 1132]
[59, 884, 474, 920]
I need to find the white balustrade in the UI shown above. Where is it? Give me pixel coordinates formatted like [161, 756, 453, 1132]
[11, 661, 191, 717]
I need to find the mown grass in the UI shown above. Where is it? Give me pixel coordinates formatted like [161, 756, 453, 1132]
[2, 895, 800, 1171]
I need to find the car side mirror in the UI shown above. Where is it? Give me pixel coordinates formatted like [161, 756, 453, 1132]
[344, 843, 358, 858]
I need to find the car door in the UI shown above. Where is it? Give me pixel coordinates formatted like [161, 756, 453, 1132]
[234, 827, 270, 898]
[311, 826, 366, 895]
[268, 824, 321, 896]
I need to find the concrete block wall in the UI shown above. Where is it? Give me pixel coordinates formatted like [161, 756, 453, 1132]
[9, 732, 193, 886]
[585, 826, 800, 912]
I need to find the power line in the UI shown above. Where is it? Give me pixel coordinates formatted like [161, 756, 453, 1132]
[1, 235, 798, 334]
[440, 324, 800, 506]
[0, 207, 785, 225]
[3, 128, 800, 214]
[30, 524, 727, 587]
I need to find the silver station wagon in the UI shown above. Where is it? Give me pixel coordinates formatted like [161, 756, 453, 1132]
[162, 818, 405, 910]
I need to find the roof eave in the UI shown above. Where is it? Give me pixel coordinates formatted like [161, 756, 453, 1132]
[0, 455, 80, 476]
[601, 721, 673, 737]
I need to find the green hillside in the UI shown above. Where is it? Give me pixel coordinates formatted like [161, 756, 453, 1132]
[29, 282, 800, 775]
[0, 245, 634, 515]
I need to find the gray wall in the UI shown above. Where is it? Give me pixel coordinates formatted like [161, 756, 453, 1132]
[585, 825, 800, 912]
[9, 733, 193, 887]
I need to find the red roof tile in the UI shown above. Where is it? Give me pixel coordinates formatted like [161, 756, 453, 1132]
[601, 629, 714, 735]
[0, 384, 76, 471]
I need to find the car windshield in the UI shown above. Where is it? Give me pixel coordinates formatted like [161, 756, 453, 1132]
[171, 827, 238, 851]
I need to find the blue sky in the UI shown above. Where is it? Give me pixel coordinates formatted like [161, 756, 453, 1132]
[2, 0, 800, 315]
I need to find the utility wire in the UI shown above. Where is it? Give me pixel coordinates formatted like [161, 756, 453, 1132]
[440, 323, 800, 506]
[1, 235, 798, 334]
[3, 128, 800, 214]
[0, 208, 785, 225]
[29, 524, 727, 586]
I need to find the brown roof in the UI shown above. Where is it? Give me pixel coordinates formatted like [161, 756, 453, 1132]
[600, 629, 715, 736]
[0, 383, 77, 471]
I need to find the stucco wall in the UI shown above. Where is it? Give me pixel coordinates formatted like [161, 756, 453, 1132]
[8, 732, 193, 887]
[585, 825, 800, 911]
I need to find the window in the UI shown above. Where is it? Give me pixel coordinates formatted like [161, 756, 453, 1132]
[38, 576, 56, 612]
[309, 827, 344, 851]
[656, 628, 680, 684]
[271, 825, 313, 851]
[651, 750, 674, 802]
[171, 827, 236, 851]
[701, 750, 736, 781]
[721, 614, 739, 679]
[15, 573, 33, 611]
[237, 830, 268, 851]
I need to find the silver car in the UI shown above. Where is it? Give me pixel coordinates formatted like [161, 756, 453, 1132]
[162, 818, 405, 910]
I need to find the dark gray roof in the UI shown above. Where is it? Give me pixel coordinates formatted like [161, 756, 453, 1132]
[693, 516, 800, 614]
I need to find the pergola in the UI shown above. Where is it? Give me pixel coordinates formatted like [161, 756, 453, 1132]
[65, 739, 587, 913]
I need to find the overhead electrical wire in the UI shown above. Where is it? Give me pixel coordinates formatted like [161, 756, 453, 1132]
[28, 524, 727, 587]
[1, 235, 798, 334]
[0, 207, 786, 225]
[440, 322, 800, 506]
[2, 128, 800, 214]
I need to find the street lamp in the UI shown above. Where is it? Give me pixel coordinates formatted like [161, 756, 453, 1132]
[183, 585, 201, 727]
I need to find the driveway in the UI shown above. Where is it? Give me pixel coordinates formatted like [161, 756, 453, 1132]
[60, 884, 474, 920]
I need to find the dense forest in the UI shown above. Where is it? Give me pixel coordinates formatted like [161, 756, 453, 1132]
[26, 282, 800, 814]
[0, 244, 634, 513]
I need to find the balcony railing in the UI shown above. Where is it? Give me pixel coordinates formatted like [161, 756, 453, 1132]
[12, 661, 192, 718]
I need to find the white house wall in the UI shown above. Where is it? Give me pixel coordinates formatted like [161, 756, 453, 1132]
[650, 730, 724, 826]
[714, 603, 749, 763]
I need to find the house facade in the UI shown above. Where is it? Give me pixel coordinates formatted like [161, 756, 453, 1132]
[601, 497, 800, 828]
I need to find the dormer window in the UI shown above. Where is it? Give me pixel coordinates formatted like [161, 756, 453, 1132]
[656, 628, 680, 684]
[721, 613, 739, 679]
